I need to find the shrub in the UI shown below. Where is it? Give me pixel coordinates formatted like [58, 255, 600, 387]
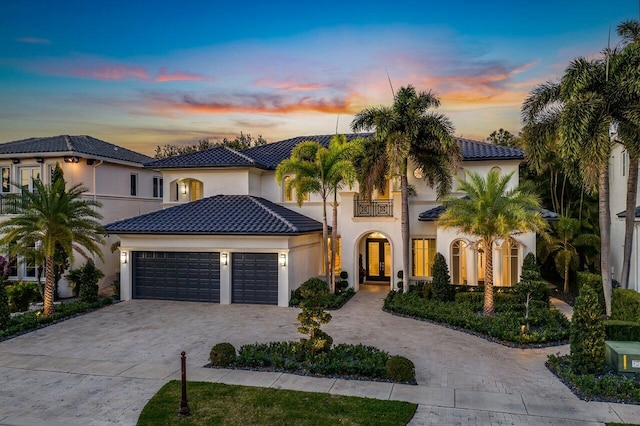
[576, 272, 605, 315]
[431, 253, 452, 302]
[0, 282, 9, 329]
[385, 355, 415, 383]
[339, 271, 348, 280]
[336, 280, 349, 293]
[210, 343, 237, 367]
[521, 253, 542, 281]
[514, 253, 549, 304]
[6, 281, 39, 312]
[67, 262, 104, 303]
[611, 289, 640, 323]
[297, 278, 333, 355]
[570, 285, 605, 374]
[604, 320, 640, 341]
[454, 292, 517, 306]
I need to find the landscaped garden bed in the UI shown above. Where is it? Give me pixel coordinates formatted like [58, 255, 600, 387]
[289, 277, 355, 309]
[0, 297, 115, 342]
[384, 289, 570, 347]
[137, 381, 417, 426]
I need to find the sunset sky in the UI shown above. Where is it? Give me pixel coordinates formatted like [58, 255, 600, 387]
[0, 1, 637, 155]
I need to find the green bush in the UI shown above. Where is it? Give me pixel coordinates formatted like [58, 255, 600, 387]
[576, 272, 605, 315]
[209, 343, 237, 367]
[570, 285, 605, 374]
[6, 281, 39, 312]
[290, 278, 354, 309]
[235, 341, 392, 380]
[604, 320, 640, 341]
[0, 282, 9, 329]
[431, 253, 452, 302]
[297, 278, 333, 355]
[336, 280, 349, 293]
[454, 291, 518, 306]
[385, 290, 569, 344]
[611, 289, 640, 323]
[385, 355, 415, 383]
[67, 262, 104, 303]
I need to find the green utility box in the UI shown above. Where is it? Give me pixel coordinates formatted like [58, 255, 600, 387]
[605, 341, 640, 375]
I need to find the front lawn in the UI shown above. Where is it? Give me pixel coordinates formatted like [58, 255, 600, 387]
[0, 297, 114, 341]
[137, 381, 417, 426]
[547, 354, 640, 404]
[384, 289, 570, 346]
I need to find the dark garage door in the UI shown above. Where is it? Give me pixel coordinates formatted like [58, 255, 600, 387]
[232, 253, 278, 305]
[133, 251, 220, 302]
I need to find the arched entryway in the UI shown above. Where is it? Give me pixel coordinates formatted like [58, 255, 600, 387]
[356, 231, 393, 289]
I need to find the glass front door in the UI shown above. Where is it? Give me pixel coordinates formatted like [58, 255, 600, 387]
[366, 238, 391, 281]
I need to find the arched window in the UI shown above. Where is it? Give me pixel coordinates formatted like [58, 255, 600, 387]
[451, 240, 467, 285]
[501, 239, 520, 286]
[490, 166, 502, 177]
[283, 176, 308, 202]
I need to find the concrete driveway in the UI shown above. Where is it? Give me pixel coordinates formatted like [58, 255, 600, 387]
[1, 285, 638, 425]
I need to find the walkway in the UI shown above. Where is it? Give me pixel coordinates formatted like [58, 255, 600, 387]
[0, 285, 636, 425]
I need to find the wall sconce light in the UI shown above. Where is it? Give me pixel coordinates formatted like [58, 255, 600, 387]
[221, 253, 228, 266]
[64, 156, 80, 163]
[121, 252, 128, 264]
[11, 158, 20, 164]
[86, 159, 95, 165]
[35, 157, 44, 163]
[181, 183, 187, 194]
[279, 253, 287, 267]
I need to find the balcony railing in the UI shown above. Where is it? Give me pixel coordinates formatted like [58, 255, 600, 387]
[0, 195, 20, 215]
[354, 197, 393, 217]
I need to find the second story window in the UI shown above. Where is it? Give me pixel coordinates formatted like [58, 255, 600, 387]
[153, 177, 163, 198]
[2, 167, 10, 193]
[130, 174, 138, 196]
[20, 167, 40, 193]
[283, 176, 308, 202]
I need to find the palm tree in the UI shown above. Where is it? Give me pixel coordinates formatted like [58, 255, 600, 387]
[351, 85, 460, 292]
[538, 216, 600, 294]
[438, 170, 547, 316]
[522, 35, 640, 314]
[275, 135, 360, 291]
[0, 178, 104, 316]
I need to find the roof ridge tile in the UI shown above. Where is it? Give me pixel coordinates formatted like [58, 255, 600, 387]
[247, 196, 297, 232]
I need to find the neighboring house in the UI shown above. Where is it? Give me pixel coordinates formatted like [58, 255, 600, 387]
[610, 142, 640, 292]
[0, 135, 163, 296]
[106, 134, 545, 307]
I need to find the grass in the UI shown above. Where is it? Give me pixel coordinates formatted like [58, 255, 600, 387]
[138, 381, 416, 426]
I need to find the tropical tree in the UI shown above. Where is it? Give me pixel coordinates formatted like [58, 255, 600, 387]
[351, 85, 460, 292]
[522, 28, 640, 313]
[275, 135, 360, 291]
[438, 170, 547, 316]
[538, 216, 600, 294]
[0, 179, 105, 316]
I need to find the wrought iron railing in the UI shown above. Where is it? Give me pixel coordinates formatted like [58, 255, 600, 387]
[353, 196, 393, 217]
[0, 194, 20, 215]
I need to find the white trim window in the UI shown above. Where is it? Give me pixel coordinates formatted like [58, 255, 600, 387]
[19, 167, 40, 193]
[1, 167, 10, 193]
[130, 174, 138, 196]
[412, 238, 436, 277]
[153, 177, 163, 198]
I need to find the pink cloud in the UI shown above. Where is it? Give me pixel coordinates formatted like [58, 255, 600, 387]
[16, 37, 51, 44]
[155, 67, 211, 82]
[254, 78, 324, 91]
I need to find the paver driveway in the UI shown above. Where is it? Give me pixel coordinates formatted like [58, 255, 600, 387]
[0, 284, 638, 425]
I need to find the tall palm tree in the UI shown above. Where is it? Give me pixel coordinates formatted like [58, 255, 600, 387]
[0, 179, 104, 316]
[351, 85, 460, 292]
[522, 37, 640, 314]
[275, 135, 360, 291]
[438, 170, 547, 316]
[538, 216, 600, 294]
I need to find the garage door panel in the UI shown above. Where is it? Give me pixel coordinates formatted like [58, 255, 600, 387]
[232, 253, 278, 305]
[132, 251, 220, 302]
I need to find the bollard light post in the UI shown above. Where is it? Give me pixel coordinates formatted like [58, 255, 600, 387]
[178, 351, 191, 417]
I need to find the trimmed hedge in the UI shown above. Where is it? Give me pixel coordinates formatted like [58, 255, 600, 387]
[454, 291, 518, 306]
[611, 289, 640, 323]
[576, 272, 605, 314]
[570, 285, 605, 374]
[385, 290, 570, 345]
[604, 320, 640, 341]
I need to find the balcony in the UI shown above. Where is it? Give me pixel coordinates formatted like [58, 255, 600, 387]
[354, 197, 393, 217]
[0, 194, 20, 215]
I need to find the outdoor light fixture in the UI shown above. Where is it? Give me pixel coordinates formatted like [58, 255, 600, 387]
[35, 157, 44, 163]
[64, 156, 80, 163]
[221, 253, 228, 266]
[11, 158, 20, 164]
[121, 252, 128, 264]
[181, 183, 187, 194]
[279, 253, 287, 267]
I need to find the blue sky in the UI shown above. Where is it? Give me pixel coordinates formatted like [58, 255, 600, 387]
[0, 0, 636, 154]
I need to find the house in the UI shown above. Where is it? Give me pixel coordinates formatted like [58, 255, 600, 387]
[610, 142, 640, 292]
[105, 134, 541, 306]
[0, 135, 164, 296]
